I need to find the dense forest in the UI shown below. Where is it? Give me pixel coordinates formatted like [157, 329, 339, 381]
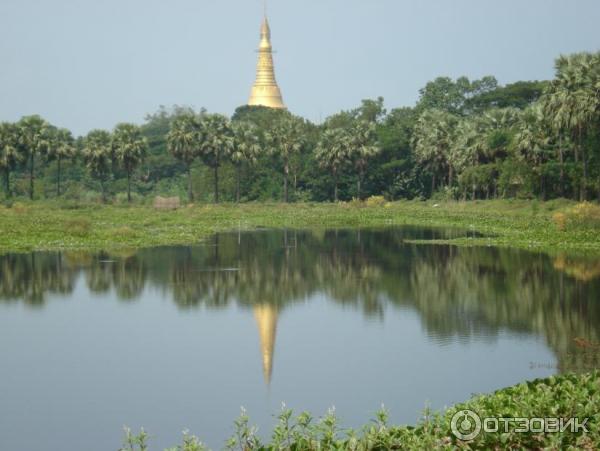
[0, 51, 599, 204]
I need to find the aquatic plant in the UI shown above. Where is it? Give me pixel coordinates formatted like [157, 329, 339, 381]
[119, 372, 600, 450]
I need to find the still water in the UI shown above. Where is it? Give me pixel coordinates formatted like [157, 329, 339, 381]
[1, 227, 599, 450]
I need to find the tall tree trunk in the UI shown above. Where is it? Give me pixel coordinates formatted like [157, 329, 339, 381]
[187, 164, 193, 202]
[293, 173, 298, 201]
[127, 170, 131, 203]
[334, 171, 338, 202]
[540, 171, 546, 201]
[448, 165, 454, 187]
[357, 166, 364, 200]
[581, 137, 588, 202]
[214, 165, 219, 203]
[558, 135, 565, 198]
[236, 165, 241, 203]
[573, 135, 579, 202]
[283, 163, 289, 203]
[29, 152, 34, 200]
[57, 157, 62, 197]
[100, 179, 106, 203]
[4, 168, 10, 198]
[431, 173, 436, 196]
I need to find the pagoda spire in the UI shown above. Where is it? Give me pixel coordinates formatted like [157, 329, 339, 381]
[248, 9, 286, 109]
[253, 304, 279, 385]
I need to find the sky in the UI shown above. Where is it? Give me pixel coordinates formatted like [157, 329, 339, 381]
[0, 0, 598, 136]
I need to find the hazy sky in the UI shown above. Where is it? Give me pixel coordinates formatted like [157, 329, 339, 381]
[0, 0, 598, 136]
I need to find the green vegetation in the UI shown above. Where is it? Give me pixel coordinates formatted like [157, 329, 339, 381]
[1, 52, 599, 205]
[118, 372, 599, 450]
[1, 199, 599, 254]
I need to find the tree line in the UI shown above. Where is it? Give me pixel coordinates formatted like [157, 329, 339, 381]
[0, 51, 598, 204]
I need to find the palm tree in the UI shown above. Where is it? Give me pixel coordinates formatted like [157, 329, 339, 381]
[543, 52, 600, 200]
[82, 130, 112, 202]
[113, 123, 148, 203]
[198, 114, 233, 204]
[412, 109, 458, 192]
[0, 122, 21, 198]
[265, 114, 305, 203]
[167, 113, 201, 203]
[450, 118, 483, 199]
[47, 128, 76, 197]
[480, 107, 520, 160]
[231, 122, 261, 202]
[315, 128, 351, 202]
[17, 115, 51, 200]
[514, 105, 552, 199]
[348, 120, 380, 200]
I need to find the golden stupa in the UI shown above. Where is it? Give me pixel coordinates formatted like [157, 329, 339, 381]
[248, 14, 286, 109]
[253, 304, 279, 385]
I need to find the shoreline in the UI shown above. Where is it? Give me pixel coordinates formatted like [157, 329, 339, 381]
[1, 199, 599, 255]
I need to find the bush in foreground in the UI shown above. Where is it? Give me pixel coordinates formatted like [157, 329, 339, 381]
[119, 372, 599, 450]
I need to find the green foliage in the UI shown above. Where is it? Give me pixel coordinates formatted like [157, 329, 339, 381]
[117, 372, 600, 450]
[416, 75, 498, 114]
[119, 426, 149, 451]
[265, 113, 306, 202]
[17, 115, 52, 200]
[466, 80, 548, 112]
[365, 195, 386, 207]
[315, 128, 351, 201]
[113, 123, 148, 203]
[0, 122, 21, 198]
[82, 129, 113, 202]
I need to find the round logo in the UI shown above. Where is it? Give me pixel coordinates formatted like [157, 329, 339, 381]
[451, 410, 482, 441]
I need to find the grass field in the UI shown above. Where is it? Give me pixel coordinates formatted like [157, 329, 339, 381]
[1, 198, 599, 254]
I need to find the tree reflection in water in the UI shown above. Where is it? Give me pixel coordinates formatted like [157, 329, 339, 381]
[1, 227, 599, 375]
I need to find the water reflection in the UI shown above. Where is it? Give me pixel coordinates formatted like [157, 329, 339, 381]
[1, 227, 600, 377]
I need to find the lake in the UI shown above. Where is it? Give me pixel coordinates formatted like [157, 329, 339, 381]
[1, 227, 599, 450]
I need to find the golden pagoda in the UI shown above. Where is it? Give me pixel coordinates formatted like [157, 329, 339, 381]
[248, 13, 286, 109]
[253, 304, 279, 385]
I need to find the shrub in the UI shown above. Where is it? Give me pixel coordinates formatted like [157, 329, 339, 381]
[365, 195, 386, 207]
[59, 201, 83, 210]
[431, 186, 459, 202]
[348, 197, 365, 208]
[65, 218, 91, 237]
[553, 202, 600, 231]
[12, 202, 28, 214]
[82, 190, 104, 204]
[553, 212, 567, 231]
[115, 192, 143, 205]
[63, 185, 104, 204]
